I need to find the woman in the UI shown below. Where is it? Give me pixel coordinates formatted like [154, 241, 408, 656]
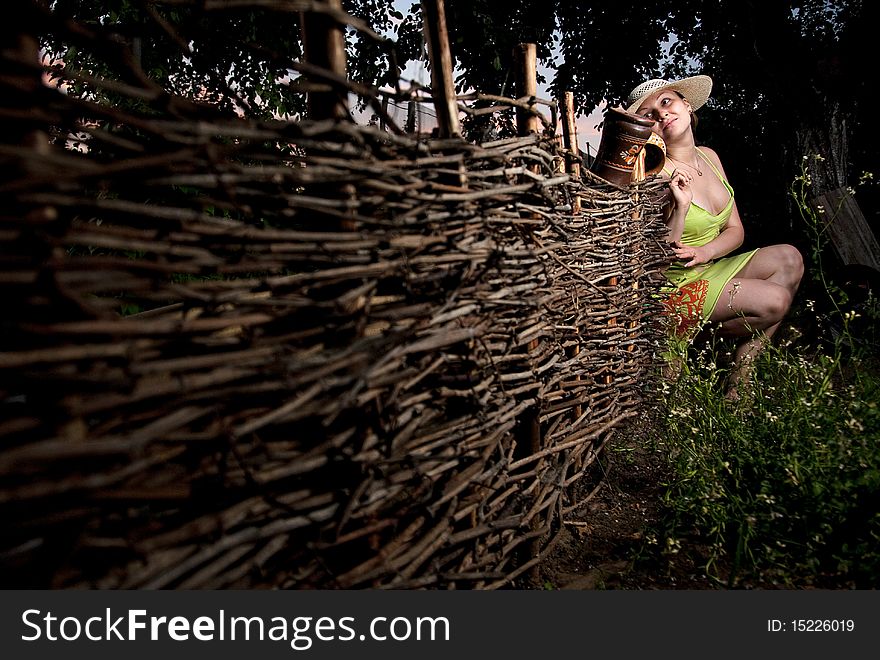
[626, 75, 803, 398]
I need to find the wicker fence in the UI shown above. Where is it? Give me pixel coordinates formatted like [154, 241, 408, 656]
[0, 1, 672, 588]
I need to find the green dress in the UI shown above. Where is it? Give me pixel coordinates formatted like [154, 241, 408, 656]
[662, 148, 757, 337]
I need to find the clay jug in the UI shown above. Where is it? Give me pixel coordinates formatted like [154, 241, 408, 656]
[590, 107, 666, 186]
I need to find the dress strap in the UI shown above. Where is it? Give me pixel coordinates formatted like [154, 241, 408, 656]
[695, 147, 726, 182]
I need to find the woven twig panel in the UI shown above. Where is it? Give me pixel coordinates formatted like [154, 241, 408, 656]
[0, 3, 672, 589]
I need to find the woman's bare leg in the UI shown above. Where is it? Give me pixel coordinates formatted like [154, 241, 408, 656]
[734, 244, 804, 293]
[708, 245, 803, 398]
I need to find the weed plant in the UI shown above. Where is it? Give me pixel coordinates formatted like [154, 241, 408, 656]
[652, 158, 880, 588]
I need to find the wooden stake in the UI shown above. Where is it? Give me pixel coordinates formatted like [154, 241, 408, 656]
[560, 92, 580, 174]
[560, 91, 581, 214]
[300, 1, 355, 229]
[513, 43, 538, 136]
[300, 0, 349, 121]
[558, 92, 583, 415]
[380, 97, 389, 131]
[3, 11, 56, 223]
[512, 41, 544, 585]
[421, 0, 461, 138]
[405, 99, 417, 133]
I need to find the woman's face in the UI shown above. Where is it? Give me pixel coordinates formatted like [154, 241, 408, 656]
[635, 90, 693, 139]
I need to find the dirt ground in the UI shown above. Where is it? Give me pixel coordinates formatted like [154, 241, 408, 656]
[537, 416, 717, 590]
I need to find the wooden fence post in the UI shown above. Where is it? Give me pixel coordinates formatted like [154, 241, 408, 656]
[300, 0, 349, 121]
[513, 40, 542, 443]
[3, 13, 53, 227]
[513, 43, 539, 136]
[405, 99, 417, 133]
[300, 0, 355, 230]
[379, 97, 388, 130]
[3, 6, 85, 438]
[560, 91, 581, 214]
[626, 143, 653, 359]
[559, 91, 583, 419]
[512, 41, 545, 583]
[421, 0, 461, 138]
[3, 3, 50, 163]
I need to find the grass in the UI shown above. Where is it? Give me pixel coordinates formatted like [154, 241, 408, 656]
[655, 333, 880, 587]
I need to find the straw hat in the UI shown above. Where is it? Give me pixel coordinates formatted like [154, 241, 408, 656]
[625, 75, 713, 114]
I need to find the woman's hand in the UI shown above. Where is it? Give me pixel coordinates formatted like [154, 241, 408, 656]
[668, 169, 694, 209]
[672, 241, 712, 267]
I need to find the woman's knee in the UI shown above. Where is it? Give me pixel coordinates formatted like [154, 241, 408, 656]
[776, 244, 804, 287]
[763, 286, 793, 323]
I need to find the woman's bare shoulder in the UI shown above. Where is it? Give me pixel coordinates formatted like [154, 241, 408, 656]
[697, 145, 728, 173]
[697, 145, 722, 162]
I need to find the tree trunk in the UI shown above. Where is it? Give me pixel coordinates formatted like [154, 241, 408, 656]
[795, 100, 849, 196]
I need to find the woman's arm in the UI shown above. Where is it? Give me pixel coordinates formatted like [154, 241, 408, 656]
[665, 169, 693, 243]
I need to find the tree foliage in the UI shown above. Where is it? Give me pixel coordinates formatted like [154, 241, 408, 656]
[43, 1, 306, 118]
[41, 0, 413, 119]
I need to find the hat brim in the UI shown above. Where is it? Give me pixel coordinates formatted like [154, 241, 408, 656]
[625, 75, 713, 115]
